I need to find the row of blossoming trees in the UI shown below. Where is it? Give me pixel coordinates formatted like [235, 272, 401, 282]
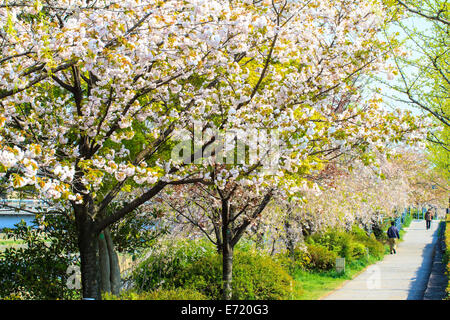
[164, 148, 449, 265]
[0, 0, 434, 299]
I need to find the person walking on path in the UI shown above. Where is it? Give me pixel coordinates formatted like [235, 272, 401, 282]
[387, 221, 400, 254]
[425, 209, 433, 230]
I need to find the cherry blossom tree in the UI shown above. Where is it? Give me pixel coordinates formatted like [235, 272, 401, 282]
[162, 129, 429, 299]
[0, 0, 427, 299]
[254, 147, 449, 256]
[389, 150, 449, 208]
[159, 83, 427, 298]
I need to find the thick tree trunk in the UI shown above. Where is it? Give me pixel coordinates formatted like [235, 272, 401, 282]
[104, 228, 121, 295]
[98, 228, 122, 296]
[284, 220, 296, 259]
[78, 225, 101, 300]
[222, 236, 233, 300]
[98, 232, 111, 294]
[283, 207, 296, 259]
[75, 205, 122, 299]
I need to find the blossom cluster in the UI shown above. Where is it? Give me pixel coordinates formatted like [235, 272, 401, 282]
[0, 0, 427, 208]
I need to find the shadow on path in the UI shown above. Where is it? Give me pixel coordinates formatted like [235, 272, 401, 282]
[406, 225, 438, 299]
[423, 221, 448, 300]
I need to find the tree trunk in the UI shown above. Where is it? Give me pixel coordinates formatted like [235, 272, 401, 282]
[221, 197, 233, 300]
[104, 228, 121, 295]
[98, 231, 111, 294]
[222, 235, 233, 300]
[98, 228, 122, 296]
[75, 202, 122, 299]
[255, 220, 265, 250]
[78, 225, 101, 300]
[284, 220, 296, 259]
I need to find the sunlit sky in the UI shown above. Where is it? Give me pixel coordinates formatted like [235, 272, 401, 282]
[373, 15, 435, 118]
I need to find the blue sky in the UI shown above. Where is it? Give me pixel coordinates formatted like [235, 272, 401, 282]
[373, 15, 435, 117]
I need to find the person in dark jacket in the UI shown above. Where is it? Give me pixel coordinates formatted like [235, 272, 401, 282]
[387, 221, 400, 254]
[425, 209, 433, 230]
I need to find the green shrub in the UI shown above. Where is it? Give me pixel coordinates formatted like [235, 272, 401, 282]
[174, 253, 222, 299]
[174, 250, 298, 300]
[132, 239, 215, 292]
[351, 225, 368, 239]
[308, 230, 354, 262]
[402, 214, 413, 228]
[350, 242, 367, 260]
[338, 233, 356, 261]
[306, 227, 384, 264]
[308, 230, 341, 253]
[103, 287, 208, 300]
[305, 243, 337, 271]
[0, 215, 80, 300]
[275, 247, 311, 273]
[356, 234, 385, 259]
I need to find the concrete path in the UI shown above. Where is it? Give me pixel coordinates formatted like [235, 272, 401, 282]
[322, 220, 440, 300]
[424, 221, 448, 300]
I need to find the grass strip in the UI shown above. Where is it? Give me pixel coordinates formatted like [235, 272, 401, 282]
[292, 255, 382, 300]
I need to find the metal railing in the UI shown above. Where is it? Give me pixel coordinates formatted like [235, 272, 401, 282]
[408, 206, 440, 220]
[393, 208, 408, 231]
[383, 205, 441, 232]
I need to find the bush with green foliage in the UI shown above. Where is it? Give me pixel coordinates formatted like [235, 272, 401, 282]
[174, 250, 298, 300]
[103, 287, 208, 300]
[172, 252, 222, 299]
[132, 238, 216, 292]
[306, 226, 383, 264]
[304, 243, 337, 271]
[275, 247, 311, 273]
[0, 203, 163, 300]
[0, 213, 80, 300]
[133, 243, 298, 300]
[351, 227, 384, 259]
[274, 226, 384, 274]
[350, 242, 368, 260]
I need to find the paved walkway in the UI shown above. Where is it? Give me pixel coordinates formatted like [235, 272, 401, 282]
[424, 220, 448, 300]
[322, 220, 440, 300]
